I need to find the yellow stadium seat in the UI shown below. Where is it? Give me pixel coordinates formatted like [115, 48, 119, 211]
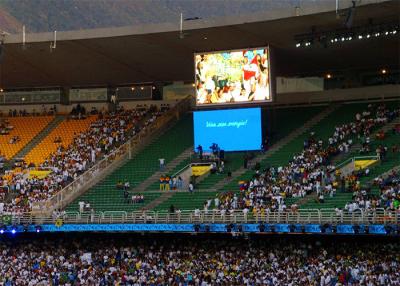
[24, 116, 97, 166]
[0, 116, 53, 160]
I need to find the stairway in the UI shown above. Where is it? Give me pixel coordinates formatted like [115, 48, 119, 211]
[332, 116, 400, 165]
[377, 164, 400, 179]
[212, 104, 340, 190]
[141, 191, 175, 211]
[65, 114, 194, 213]
[133, 146, 193, 191]
[11, 115, 65, 160]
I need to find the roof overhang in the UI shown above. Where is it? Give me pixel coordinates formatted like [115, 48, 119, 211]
[1, 0, 399, 89]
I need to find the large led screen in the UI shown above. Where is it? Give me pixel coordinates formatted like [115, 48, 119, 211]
[195, 47, 271, 106]
[193, 108, 262, 152]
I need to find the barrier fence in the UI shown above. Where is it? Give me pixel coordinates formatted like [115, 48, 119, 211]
[7, 208, 399, 226]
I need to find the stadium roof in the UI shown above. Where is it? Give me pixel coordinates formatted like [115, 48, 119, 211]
[1, 0, 399, 89]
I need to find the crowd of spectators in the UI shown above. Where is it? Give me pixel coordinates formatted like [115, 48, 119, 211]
[0, 105, 165, 214]
[200, 103, 400, 215]
[0, 235, 398, 285]
[159, 175, 184, 191]
[343, 170, 400, 213]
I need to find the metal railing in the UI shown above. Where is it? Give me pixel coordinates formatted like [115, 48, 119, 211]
[30, 96, 192, 215]
[11, 208, 399, 226]
[336, 155, 380, 170]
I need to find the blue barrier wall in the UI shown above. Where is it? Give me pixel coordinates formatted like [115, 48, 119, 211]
[0, 223, 396, 235]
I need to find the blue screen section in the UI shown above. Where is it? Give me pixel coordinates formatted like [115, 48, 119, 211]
[194, 108, 262, 152]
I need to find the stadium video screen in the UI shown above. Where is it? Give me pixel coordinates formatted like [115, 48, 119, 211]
[195, 47, 271, 106]
[193, 107, 262, 152]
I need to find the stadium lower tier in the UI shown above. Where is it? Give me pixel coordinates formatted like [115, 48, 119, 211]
[0, 233, 398, 285]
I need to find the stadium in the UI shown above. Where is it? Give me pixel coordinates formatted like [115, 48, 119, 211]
[0, 0, 399, 285]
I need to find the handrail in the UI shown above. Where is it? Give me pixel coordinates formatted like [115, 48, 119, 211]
[172, 164, 191, 178]
[7, 208, 399, 226]
[30, 96, 192, 216]
[336, 155, 380, 170]
[335, 157, 354, 170]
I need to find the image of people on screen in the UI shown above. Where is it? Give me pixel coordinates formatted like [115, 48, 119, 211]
[195, 48, 270, 105]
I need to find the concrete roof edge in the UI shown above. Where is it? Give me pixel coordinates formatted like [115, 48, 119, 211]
[2, 0, 388, 44]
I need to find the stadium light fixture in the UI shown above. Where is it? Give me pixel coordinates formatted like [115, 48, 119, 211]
[140, 86, 144, 90]
[131, 87, 135, 91]
[381, 68, 387, 74]
[295, 21, 397, 49]
[0, 88, 3, 92]
[326, 73, 332, 79]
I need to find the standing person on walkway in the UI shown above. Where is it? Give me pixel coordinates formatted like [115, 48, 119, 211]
[188, 182, 194, 194]
[165, 175, 171, 191]
[177, 176, 183, 189]
[79, 201, 85, 213]
[159, 175, 165, 191]
[159, 158, 165, 171]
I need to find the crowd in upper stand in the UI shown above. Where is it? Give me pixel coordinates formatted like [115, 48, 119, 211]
[0, 104, 167, 214]
[0, 235, 398, 285]
[346, 169, 400, 212]
[196, 103, 400, 215]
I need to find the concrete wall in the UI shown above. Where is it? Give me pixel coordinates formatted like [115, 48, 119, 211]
[0, 100, 179, 115]
[274, 84, 399, 105]
[163, 83, 399, 107]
